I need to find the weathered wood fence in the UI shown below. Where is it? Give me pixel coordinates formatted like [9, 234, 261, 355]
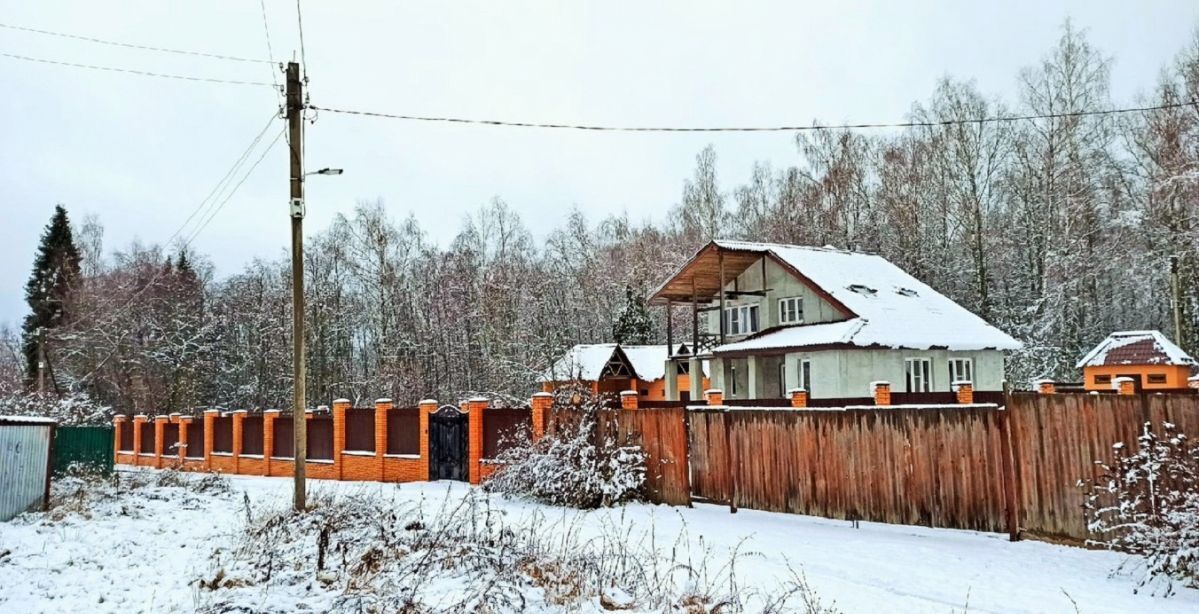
[557, 392, 1199, 544]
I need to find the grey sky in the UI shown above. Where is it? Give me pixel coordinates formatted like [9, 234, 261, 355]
[2, 0, 1197, 327]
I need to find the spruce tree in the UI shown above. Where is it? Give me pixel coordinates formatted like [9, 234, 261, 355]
[611, 285, 653, 345]
[22, 205, 81, 385]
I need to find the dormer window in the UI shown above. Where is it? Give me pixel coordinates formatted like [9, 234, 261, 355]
[848, 284, 877, 296]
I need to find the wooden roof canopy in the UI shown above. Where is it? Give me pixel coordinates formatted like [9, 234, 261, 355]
[649, 242, 768, 305]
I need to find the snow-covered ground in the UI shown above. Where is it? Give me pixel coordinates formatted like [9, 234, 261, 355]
[1, 469, 1196, 613]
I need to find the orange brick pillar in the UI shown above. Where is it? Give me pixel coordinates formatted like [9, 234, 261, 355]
[419, 399, 436, 481]
[467, 397, 487, 485]
[620, 390, 639, 410]
[132, 415, 147, 466]
[1113, 376, 1136, 395]
[1035, 379, 1056, 395]
[112, 415, 125, 462]
[231, 409, 246, 474]
[530, 392, 552, 441]
[153, 415, 168, 469]
[263, 409, 280, 475]
[872, 381, 892, 406]
[374, 398, 391, 481]
[704, 388, 724, 406]
[177, 416, 191, 464]
[788, 388, 808, 408]
[203, 409, 218, 471]
[953, 381, 974, 404]
[332, 399, 350, 480]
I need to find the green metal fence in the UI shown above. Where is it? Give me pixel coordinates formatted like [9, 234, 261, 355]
[53, 426, 114, 476]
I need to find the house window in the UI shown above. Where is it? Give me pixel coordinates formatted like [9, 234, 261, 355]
[778, 362, 787, 397]
[730, 362, 738, 396]
[948, 358, 973, 385]
[778, 297, 804, 325]
[799, 359, 812, 396]
[1147, 373, 1167, 384]
[723, 304, 760, 336]
[1094, 374, 1112, 385]
[906, 358, 931, 392]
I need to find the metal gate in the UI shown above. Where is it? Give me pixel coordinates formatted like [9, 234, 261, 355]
[53, 426, 114, 476]
[428, 405, 467, 481]
[0, 418, 55, 521]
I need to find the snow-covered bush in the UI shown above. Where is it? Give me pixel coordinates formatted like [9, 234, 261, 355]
[484, 385, 646, 508]
[1086, 422, 1199, 593]
[0, 390, 110, 425]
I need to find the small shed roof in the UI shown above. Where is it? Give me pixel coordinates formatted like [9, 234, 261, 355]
[1075, 330, 1196, 368]
[540, 344, 704, 382]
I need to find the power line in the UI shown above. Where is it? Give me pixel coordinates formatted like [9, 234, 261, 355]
[0, 22, 271, 64]
[0, 51, 275, 87]
[308, 99, 1199, 133]
[259, 0, 284, 110]
[184, 128, 285, 246]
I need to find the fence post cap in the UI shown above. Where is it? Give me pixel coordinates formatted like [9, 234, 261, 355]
[786, 387, 807, 394]
[1188, 374, 1199, 381]
[133, 414, 148, 419]
[153, 415, 169, 422]
[1032, 378, 1055, 385]
[263, 408, 282, 415]
[112, 415, 127, 422]
[168, 412, 181, 418]
[951, 380, 973, 390]
[231, 409, 249, 414]
[419, 398, 438, 405]
[703, 388, 723, 395]
[467, 396, 490, 403]
[373, 398, 393, 404]
[619, 390, 639, 397]
[332, 398, 351, 404]
[531, 392, 554, 398]
[869, 381, 890, 388]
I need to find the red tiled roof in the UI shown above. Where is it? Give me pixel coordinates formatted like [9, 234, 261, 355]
[1098, 339, 1173, 365]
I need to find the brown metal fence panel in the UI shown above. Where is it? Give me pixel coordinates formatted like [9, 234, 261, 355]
[387, 407, 419, 455]
[807, 396, 874, 408]
[689, 407, 1010, 532]
[273, 418, 293, 457]
[345, 409, 375, 452]
[212, 416, 233, 453]
[242, 416, 264, 455]
[162, 423, 179, 455]
[138, 421, 155, 453]
[1007, 392, 1199, 543]
[889, 391, 958, 405]
[308, 416, 334, 460]
[185, 419, 204, 458]
[118, 419, 134, 451]
[483, 407, 532, 459]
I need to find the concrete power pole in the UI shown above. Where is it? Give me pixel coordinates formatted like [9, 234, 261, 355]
[286, 61, 307, 512]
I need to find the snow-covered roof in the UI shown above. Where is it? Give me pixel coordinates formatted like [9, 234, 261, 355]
[709, 241, 1022, 353]
[540, 344, 703, 382]
[0, 415, 57, 425]
[1075, 330, 1196, 368]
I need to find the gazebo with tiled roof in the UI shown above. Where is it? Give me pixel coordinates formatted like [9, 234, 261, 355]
[1076, 330, 1197, 391]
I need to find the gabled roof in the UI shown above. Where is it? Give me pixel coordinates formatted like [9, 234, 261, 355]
[539, 344, 704, 382]
[1075, 330, 1196, 368]
[656, 240, 1021, 353]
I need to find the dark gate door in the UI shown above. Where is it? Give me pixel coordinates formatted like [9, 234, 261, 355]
[428, 405, 468, 481]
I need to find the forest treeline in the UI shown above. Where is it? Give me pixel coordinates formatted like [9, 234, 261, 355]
[2, 23, 1197, 413]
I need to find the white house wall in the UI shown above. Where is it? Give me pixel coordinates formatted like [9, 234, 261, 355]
[705, 256, 844, 338]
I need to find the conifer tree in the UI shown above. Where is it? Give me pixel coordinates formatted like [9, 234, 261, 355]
[22, 205, 81, 386]
[611, 285, 653, 345]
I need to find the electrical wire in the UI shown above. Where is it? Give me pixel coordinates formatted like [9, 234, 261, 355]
[259, 0, 284, 112]
[0, 22, 271, 64]
[184, 128, 285, 247]
[0, 51, 275, 87]
[307, 99, 1199, 133]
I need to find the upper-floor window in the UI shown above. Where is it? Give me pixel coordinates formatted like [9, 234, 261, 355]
[723, 304, 759, 336]
[948, 358, 973, 385]
[778, 297, 804, 325]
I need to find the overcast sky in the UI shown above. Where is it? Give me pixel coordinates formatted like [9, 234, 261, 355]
[1, 0, 1197, 327]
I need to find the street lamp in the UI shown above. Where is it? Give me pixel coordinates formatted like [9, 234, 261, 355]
[306, 168, 344, 176]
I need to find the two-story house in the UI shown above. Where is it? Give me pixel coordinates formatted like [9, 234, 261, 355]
[649, 240, 1021, 401]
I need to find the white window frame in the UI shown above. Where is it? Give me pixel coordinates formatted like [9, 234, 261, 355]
[778, 296, 805, 325]
[778, 361, 787, 397]
[722, 304, 760, 336]
[948, 358, 973, 385]
[798, 358, 812, 396]
[905, 358, 931, 393]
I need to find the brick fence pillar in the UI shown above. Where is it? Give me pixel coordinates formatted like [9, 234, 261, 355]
[332, 399, 350, 480]
[203, 409, 218, 471]
[1113, 376, 1136, 395]
[153, 415, 168, 469]
[263, 409, 280, 475]
[704, 388, 724, 406]
[620, 390, 639, 410]
[231, 409, 247, 474]
[530, 392, 552, 441]
[374, 398, 391, 481]
[788, 388, 808, 408]
[871, 381, 892, 406]
[467, 397, 488, 485]
[178, 416, 191, 463]
[1035, 379, 1056, 395]
[132, 414, 147, 466]
[419, 399, 436, 481]
[112, 415, 125, 461]
[953, 381, 974, 404]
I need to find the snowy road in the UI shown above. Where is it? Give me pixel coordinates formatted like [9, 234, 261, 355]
[1, 469, 1195, 613]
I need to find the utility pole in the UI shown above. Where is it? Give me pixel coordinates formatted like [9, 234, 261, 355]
[286, 61, 307, 512]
